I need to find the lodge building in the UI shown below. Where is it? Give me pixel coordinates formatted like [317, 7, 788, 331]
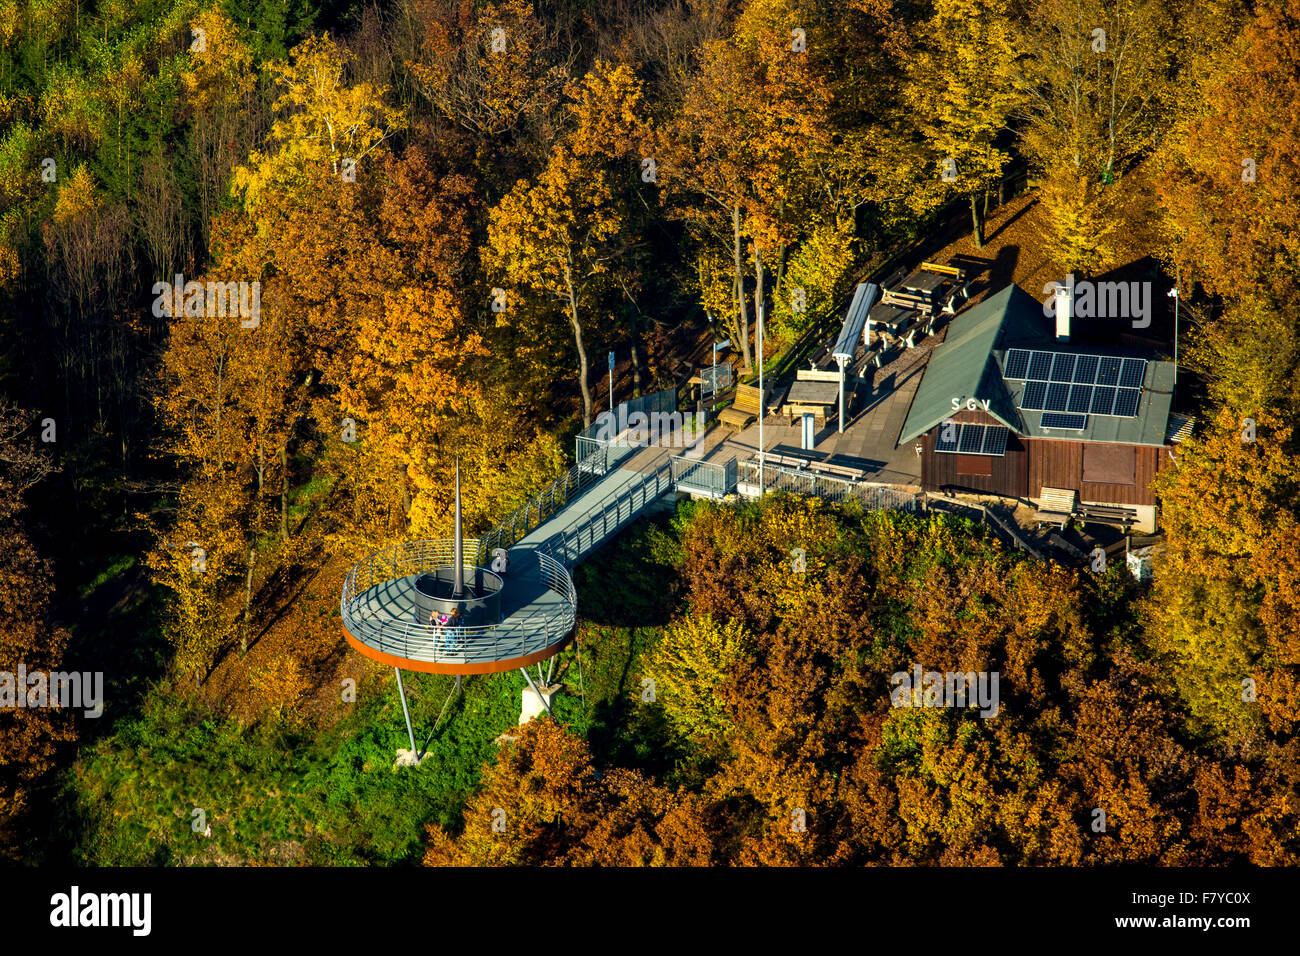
[899, 283, 1178, 533]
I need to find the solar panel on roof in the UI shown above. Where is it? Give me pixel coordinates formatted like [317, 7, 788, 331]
[1096, 357, 1122, 386]
[1112, 387, 1141, 417]
[982, 426, 1009, 456]
[935, 422, 1011, 457]
[1044, 382, 1070, 411]
[1068, 385, 1093, 413]
[1090, 386, 1116, 415]
[1041, 412, 1087, 429]
[1006, 349, 1147, 420]
[1027, 352, 1054, 380]
[1119, 359, 1147, 389]
[935, 421, 959, 452]
[1021, 381, 1047, 410]
[959, 423, 985, 453]
[1050, 353, 1076, 382]
[1004, 349, 1031, 379]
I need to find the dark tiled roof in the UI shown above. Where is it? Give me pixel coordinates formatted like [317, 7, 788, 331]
[900, 284, 1174, 447]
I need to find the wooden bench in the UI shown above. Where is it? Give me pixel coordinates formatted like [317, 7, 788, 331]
[1035, 487, 1077, 529]
[796, 368, 841, 382]
[766, 451, 814, 469]
[718, 384, 773, 430]
[919, 260, 967, 281]
[782, 403, 829, 424]
[807, 460, 867, 481]
[879, 266, 908, 291]
[1074, 503, 1138, 531]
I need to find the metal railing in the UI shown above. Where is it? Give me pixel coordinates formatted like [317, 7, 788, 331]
[737, 459, 922, 512]
[700, 364, 733, 400]
[482, 387, 681, 561]
[672, 455, 737, 499]
[543, 463, 674, 567]
[576, 386, 679, 443]
[340, 539, 577, 665]
[923, 493, 1046, 559]
[575, 436, 609, 468]
[476, 452, 609, 560]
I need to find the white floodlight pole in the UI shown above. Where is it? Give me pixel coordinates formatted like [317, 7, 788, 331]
[1167, 287, 1179, 390]
[712, 340, 718, 405]
[757, 252, 765, 497]
[836, 354, 846, 434]
[608, 350, 615, 412]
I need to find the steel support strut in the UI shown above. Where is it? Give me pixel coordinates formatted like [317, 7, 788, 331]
[394, 667, 418, 757]
[520, 666, 554, 718]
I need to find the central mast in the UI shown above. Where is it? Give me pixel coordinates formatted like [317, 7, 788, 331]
[453, 458, 464, 599]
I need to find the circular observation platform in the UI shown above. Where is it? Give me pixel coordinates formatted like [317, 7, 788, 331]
[340, 539, 576, 674]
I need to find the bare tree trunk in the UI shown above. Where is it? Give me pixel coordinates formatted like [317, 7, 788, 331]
[753, 245, 764, 368]
[278, 444, 289, 541]
[564, 259, 593, 427]
[630, 337, 644, 396]
[241, 548, 255, 655]
[732, 205, 752, 370]
[970, 194, 984, 249]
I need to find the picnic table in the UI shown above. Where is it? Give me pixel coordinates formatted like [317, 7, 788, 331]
[902, 270, 948, 295]
[868, 303, 914, 337]
[783, 380, 839, 423]
[786, 380, 839, 406]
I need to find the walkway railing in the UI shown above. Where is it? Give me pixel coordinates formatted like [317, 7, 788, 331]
[923, 493, 1046, 559]
[672, 455, 736, 498]
[576, 386, 679, 443]
[476, 452, 610, 561]
[482, 387, 681, 561]
[543, 463, 674, 567]
[340, 540, 576, 665]
[737, 459, 922, 512]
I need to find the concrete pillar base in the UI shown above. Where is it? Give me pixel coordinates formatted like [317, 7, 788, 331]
[394, 748, 425, 768]
[519, 683, 561, 725]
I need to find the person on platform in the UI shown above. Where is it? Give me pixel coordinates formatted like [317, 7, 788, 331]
[446, 607, 465, 647]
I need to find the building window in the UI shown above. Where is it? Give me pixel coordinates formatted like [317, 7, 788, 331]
[956, 455, 993, 477]
[1082, 443, 1136, 484]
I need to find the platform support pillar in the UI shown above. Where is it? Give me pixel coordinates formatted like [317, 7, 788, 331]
[520, 667, 556, 722]
[395, 667, 418, 756]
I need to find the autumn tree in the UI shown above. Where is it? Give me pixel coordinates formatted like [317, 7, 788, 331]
[1146, 408, 1300, 745]
[662, 0, 833, 370]
[645, 612, 754, 754]
[903, 0, 1024, 248]
[486, 62, 649, 427]
[423, 718, 714, 866]
[407, 0, 571, 188]
[1156, 0, 1300, 419]
[182, 9, 259, 251]
[1014, 0, 1179, 272]
[0, 404, 72, 860]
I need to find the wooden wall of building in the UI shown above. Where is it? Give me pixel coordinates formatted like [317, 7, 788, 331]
[920, 419, 1173, 505]
[921, 427, 1029, 497]
[1024, 439, 1169, 506]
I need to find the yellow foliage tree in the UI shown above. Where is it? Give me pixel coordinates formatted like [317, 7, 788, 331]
[645, 612, 754, 751]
